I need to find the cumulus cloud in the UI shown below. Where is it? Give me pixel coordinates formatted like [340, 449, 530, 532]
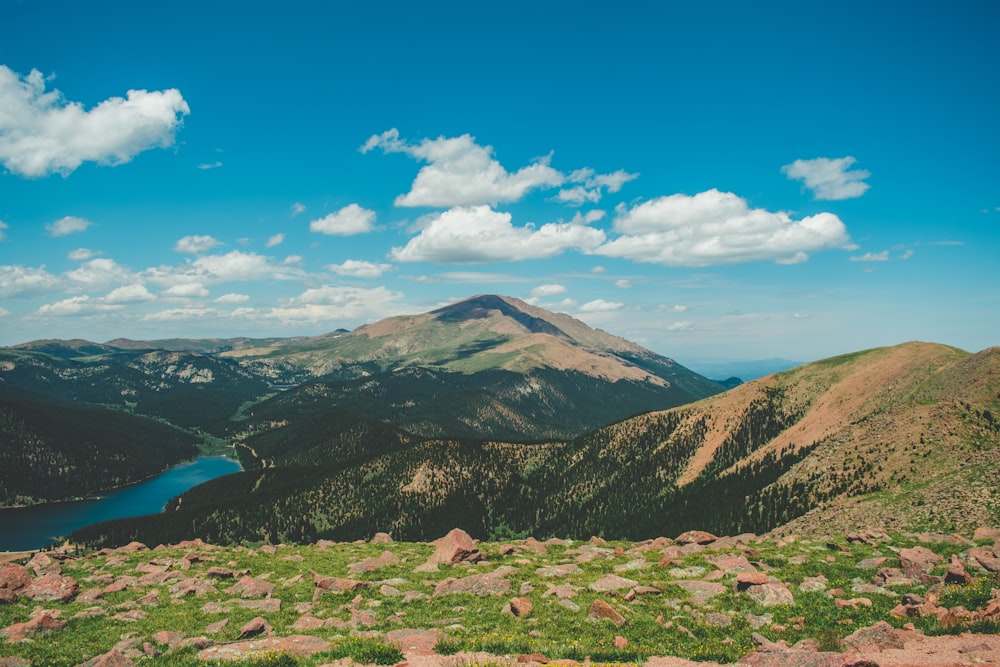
[615, 279, 632, 289]
[163, 282, 210, 298]
[580, 299, 624, 313]
[597, 189, 855, 267]
[362, 128, 565, 207]
[0, 265, 61, 297]
[530, 284, 568, 299]
[667, 320, 694, 331]
[68, 248, 98, 261]
[197, 161, 223, 170]
[46, 216, 92, 237]
[174, 235, 222, 254]
[658, 304, 689, 313]
[65, 258, 131, 289]
[782, 156, 870, 200]
[104, 284, 154, 304]
[850, 251, 890, 262]
[142, 250, 304, 288]
[328, 259, 392, 278]
[0, 220, 7, 241]
[556, 168, 639, 205]
[291, 202, 306, 217]
[215, 292, 250, 304]
[38, 295, 120, 316]
[265, 233, 285, 248]
[0, 65, 189, 178]
[310, 204, 376, 236]
[246, 285, 405, 326]
[390, 205, 605, 263]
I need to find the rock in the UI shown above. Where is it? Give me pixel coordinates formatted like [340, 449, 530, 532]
[291, 613, 325, 630]
[350, 608, 378, 628]
[735, 571, 771, 590]
[798, 575, 828, 592]
[384, 628, 444, 651]
[2, 612, 65, 642]
[843, 620, 905, 650]
[415, 528, 482, 571]
[970, 546, 1000, 572]
[206, 567, 238, 579]
[736, 650, 847, 666]
[587, 599, 626, 626]
[0, 658, 31, 667]
[835, 597, 873, 609]
[746, 583, 794, 607]
[509, 597, 533, 617]
[536, 564, 582, 577]
[705, 612, 733, 627]
[973, 526, 1000, 542]
[348, 550, 400, 575]
[75, 649, 136, 667]
[434, 571, 510, 596]
[673, 580, 727, 605]
[517, 653, 549, 664]
[237, 616, 273, 640]
[543, 584, 581, 599]
[312, 572, 369, 594]
[197, 635, 331, 661]
[152, 630, 185, 647]
[898, 545, 943, 580]
[0, 565, 31, 602]
[370, 532, 394, 544]
[675, 530, 718, 545]
[23, 573, 78, 603]
[613, 635, 628, 648]
[111, 610, 148, 622]
[945, 554, 971, 584]
[589, 574, 640, 592]
[710, 555, 756, 574]
[227, 576, 276, 599]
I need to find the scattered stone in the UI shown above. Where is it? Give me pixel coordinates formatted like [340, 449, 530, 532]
[348, 550, 400, 575]
[734, 571, 770, 590]
[589, 574, 640, 592]
[710, 555, 756, 574]
[705, 612, 733, 627]
[798, 575, 828, 592]
[237, 616, 273, 640]
[543, 584, 581, 599]
[311, 572, 369, 594]
[518, 653, 549, 664]
[384, 628, 444, 651]
[198, 635, 331, 661]
[746, 582, 794, 607]
[111, 609, 148, 622]
[945, 554, 972, 584]
[75, 649, 136, 667]
[0, 565, 31, 603]
[668, 566, 707, 579]
[898, 545, 943, 580]
[970, 546, 1000, 572]
[371, 532, 394, 544]
[675, 530, 717, 545]
[2, 612, 65, 642]
[434, 570, 511, 596]
[415, 528, 482, 572]
[509, 596, 533, 617]
[613, 635, 628, 648]
[536, 564, 581, 577]
[673, 580, 727, 605]
[843, 620, 905, 650]
[587, 599, 626, 626]
[23, 573, 78, 603]
[973, 526, 1000, 542]
[227, 576, 276, 599]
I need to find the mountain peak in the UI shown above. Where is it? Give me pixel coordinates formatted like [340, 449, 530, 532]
[430, 294, 571, 340]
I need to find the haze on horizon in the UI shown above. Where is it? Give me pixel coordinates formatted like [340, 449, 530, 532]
[1, 1, 997, 363]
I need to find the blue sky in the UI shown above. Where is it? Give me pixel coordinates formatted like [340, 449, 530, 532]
[1, 1, 997, 363]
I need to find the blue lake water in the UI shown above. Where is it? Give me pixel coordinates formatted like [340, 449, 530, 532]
[0, 456, 242, 551]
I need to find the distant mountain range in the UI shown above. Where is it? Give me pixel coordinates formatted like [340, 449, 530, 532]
[2, 295, 997, 547]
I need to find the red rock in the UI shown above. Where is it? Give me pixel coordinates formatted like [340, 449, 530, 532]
[227, 576, 275, 599]
[370, 532, 393, 543]
[843, 621, 905, 650]
[23, 572, 78, 602]
[2, 612, 65, 642]
[197, 635, 331, 660]
[613, 636, 628, 648]
[711, 555, 756, 574]
[589, 574, 640, 592]
[835, 597, 873, 609]
[0, 565, 31, 602]
[434, 571, 511, 596]
[587, 599, 626, 626]
[350, 608, 378, 628]
[536, 564, 582, 577]
[237, 616, 273, 640]
[415, 528, 482, 571]
[517, 653, 549, 664]
[898, 546, 943, 579]
[673, 580, 727, 605]
[151, 630, 184, 647]
[206, 567, 237, 578]
[75, 649, 136, 667]
[384, 628, 444, 651]
[973, 526, 1000, 542]
[348, 550, 400, 575]
[970, 546, 1000, 572]
[746, 582, 794, 607]
[509, 597, 533, 617]
[675, 530, 718, 545]
[735, 571, 770, 590]
[945, 554, 971, 584]
[312, 572, 369, 594]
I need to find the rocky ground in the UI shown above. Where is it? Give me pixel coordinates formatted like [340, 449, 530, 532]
[1, 527, 1000, 666]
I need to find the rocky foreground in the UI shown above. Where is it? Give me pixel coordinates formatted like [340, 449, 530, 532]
[2, 528, 1000, 666]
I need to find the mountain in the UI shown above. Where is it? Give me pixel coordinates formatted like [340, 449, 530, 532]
[73, 341, 1000, 547]
[0, 294, 725, 508]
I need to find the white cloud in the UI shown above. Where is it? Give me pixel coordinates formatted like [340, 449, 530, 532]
[283, 254, 303, 265]
[215, 292, 250, 304]
[0, 307, 8, 317]
[38, 295, 120, 316]
[143, 307, 214, 322]
[0, 220, 7, 241]
[580, 299, 624, 313]
[46, 216, 92, 237]
[569, 210, 607, 225]
[247, 285, 405, 326]
[615, 279, 632, 289]
[104, 283, 154, 304]
[782, 156, 870, 200]
[310, 204, 376, 236]
[163, 282, 210, 298]
[65, 258, 131, 289]
[437, 272, 525, 283]
[530, 284, 568, 299]
[265, 233, 285, 248]
[597, 189, 855, 267]
[793, 313, 810, 319]
[174, 235, 222, 254]
[556, 168, 639, 205]
[850, 251, 890, 262]
[0, 265, 61, 297]
[390, 205, 605, 263]
[68, 247, 98, 261]
[142, 250, 303, 288]
[899, 249, 914, 260]
[0, 65, 189, 178]
[328, 259, 392, 278]
[362, 128, 565, 207]
[291, 202, 306, 217]
[197, 161, 223, 170]
[667, 320, 694, 331]
[658, 304, 689, 313]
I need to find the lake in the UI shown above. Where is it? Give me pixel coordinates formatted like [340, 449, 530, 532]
[0, 456, 242, 552]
